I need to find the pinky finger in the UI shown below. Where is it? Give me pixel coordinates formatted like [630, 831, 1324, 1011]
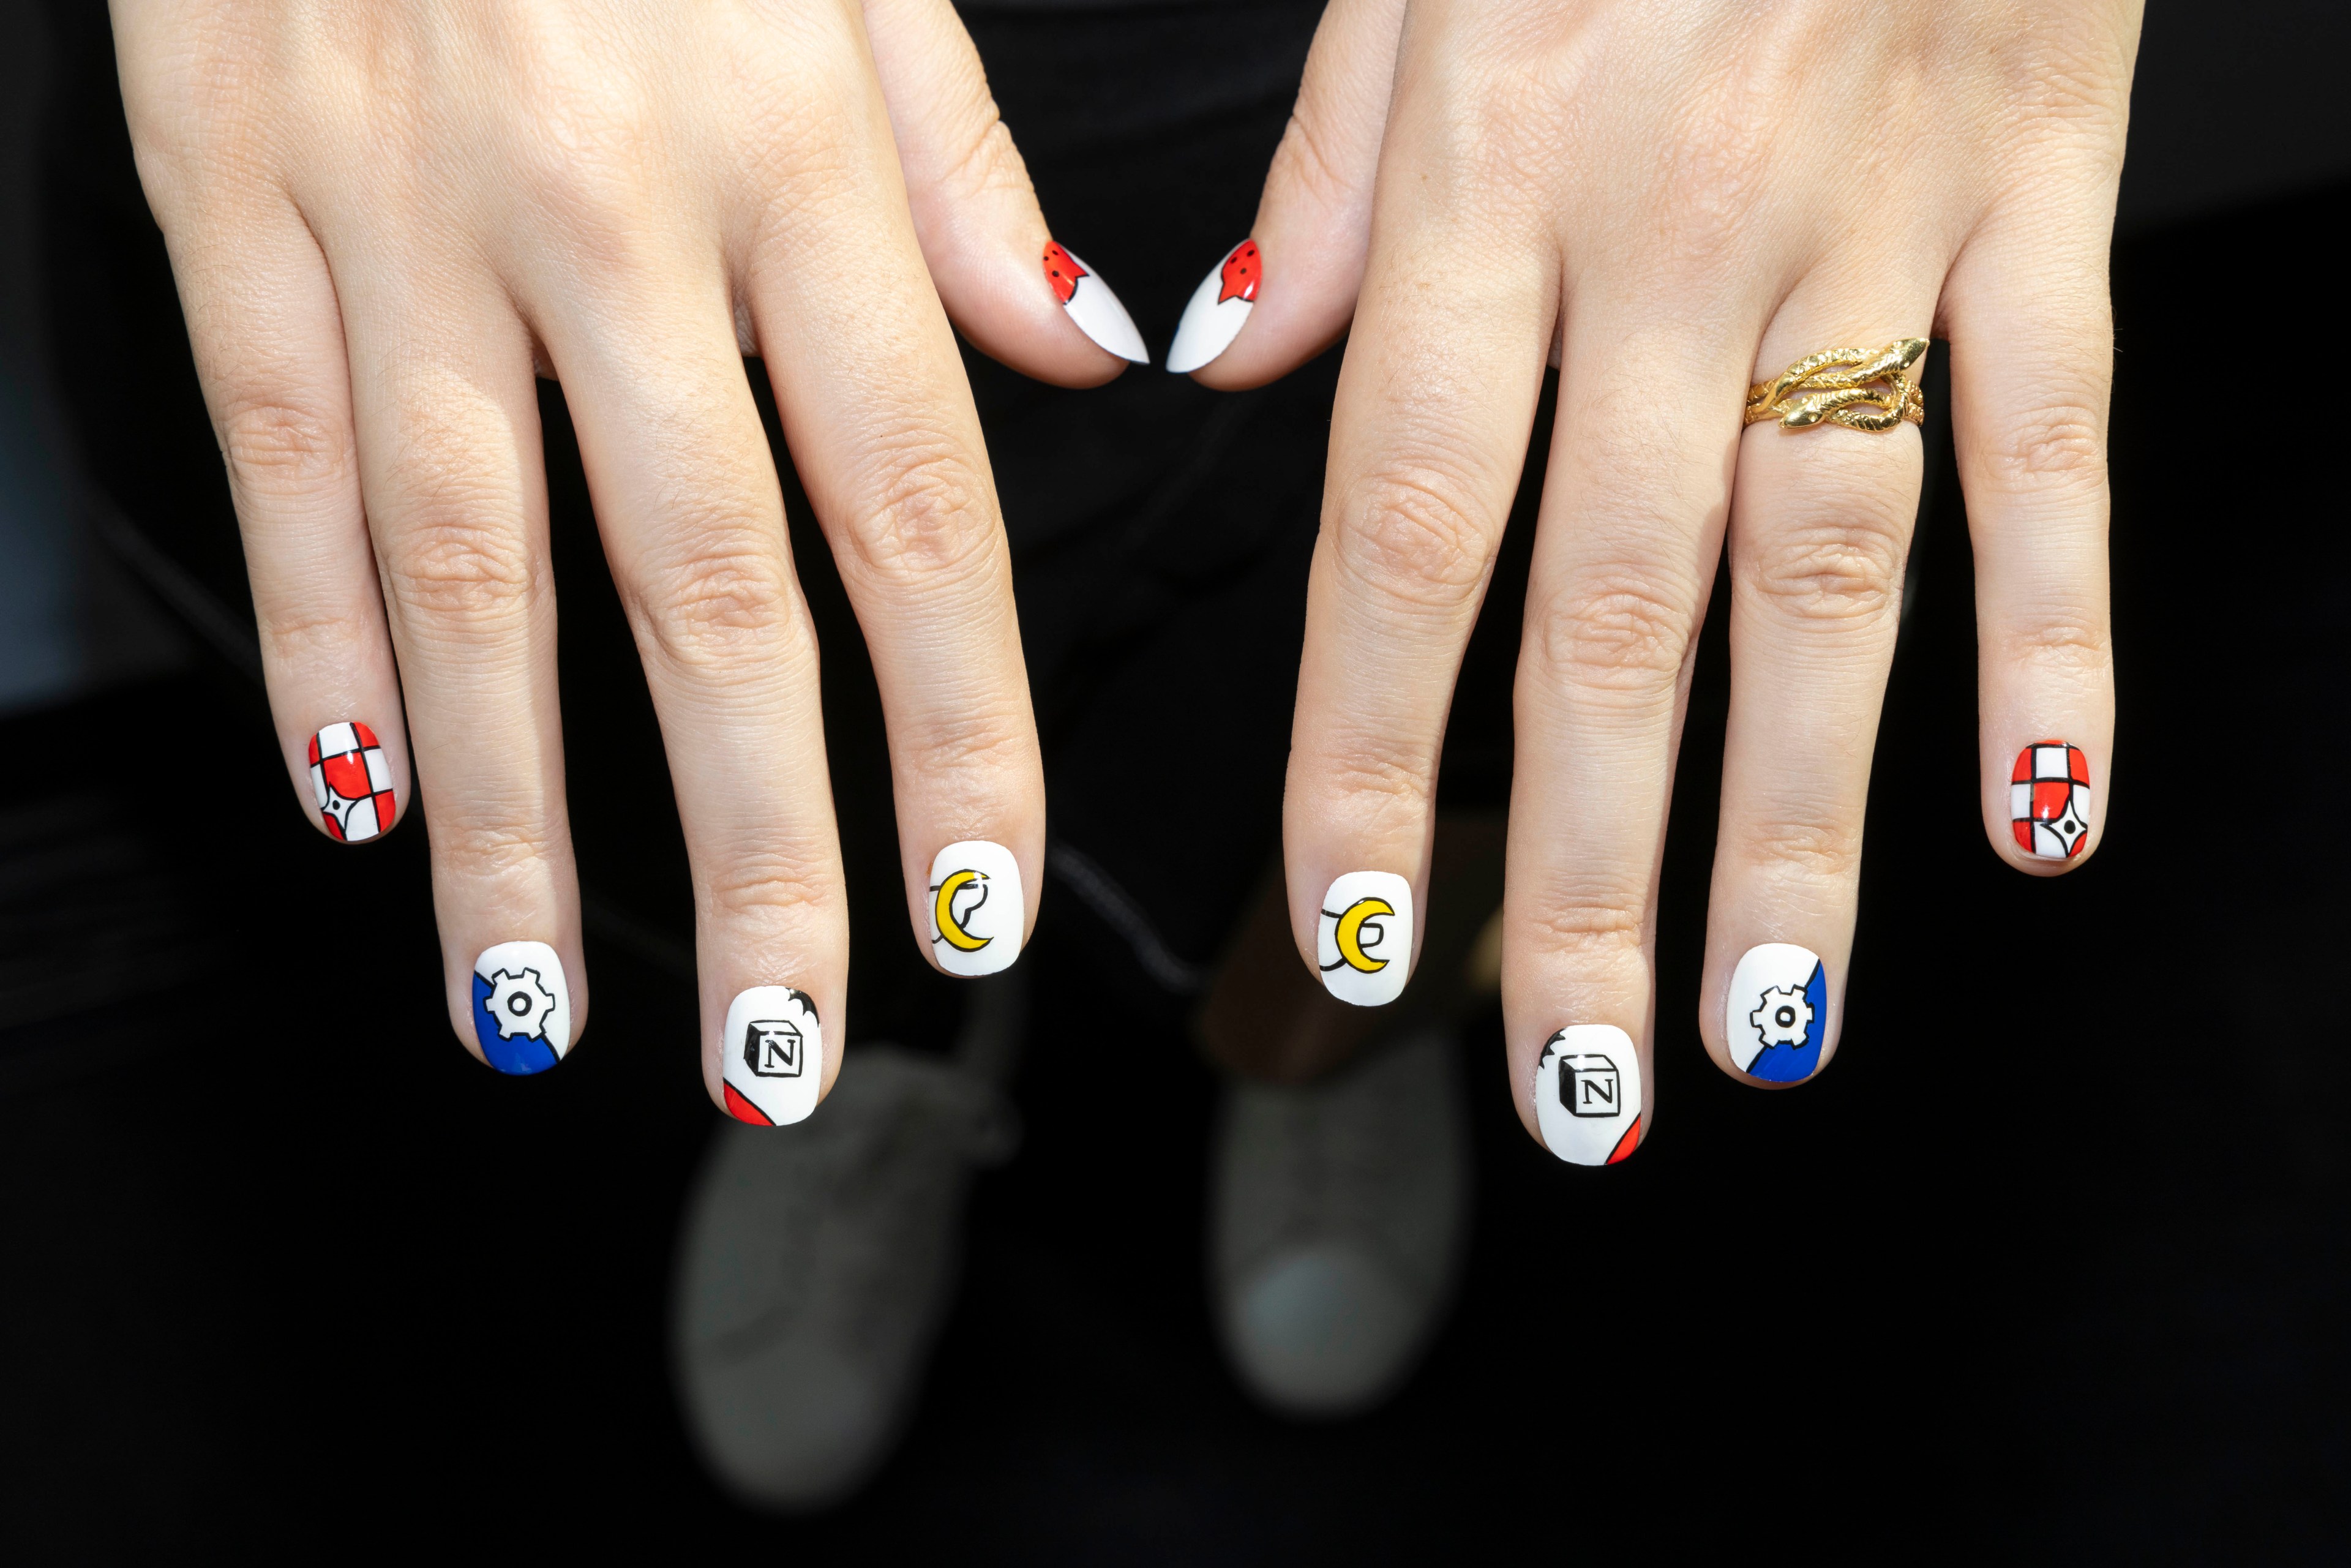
[171, 198, 409, 843]
[1943, 208, 2116, 875]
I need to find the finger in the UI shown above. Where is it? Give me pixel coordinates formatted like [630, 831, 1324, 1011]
[1703, 290, 1941, 1088]
[166, 192, 411, 846]
[1500, 306, 1750, 1163]
[739, 44, 1044, 991]
[1283, 119, 1555, 1008]
[1944, 200, 2115, 875]
[326, 249, 585, 1073]
[527, 236, 846, 1124]
[860, 0, 1144, 378]
[1168, 0, 1404, 381]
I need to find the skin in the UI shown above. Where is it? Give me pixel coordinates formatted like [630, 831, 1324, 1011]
[111, 0, 1132, 1109]
[1187, 0, 2137, 1149]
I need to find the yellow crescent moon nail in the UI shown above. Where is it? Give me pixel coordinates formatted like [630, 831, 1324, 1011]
[1333, 896, 1393, 973]
[933, 869, 992, 953]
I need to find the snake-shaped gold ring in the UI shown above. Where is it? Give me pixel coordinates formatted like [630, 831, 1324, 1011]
[1744, 337, 1928, 433]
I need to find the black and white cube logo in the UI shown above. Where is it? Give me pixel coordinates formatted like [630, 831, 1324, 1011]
[744, 1018, 804, 1079]
[1559, 1052, 1621, 1119]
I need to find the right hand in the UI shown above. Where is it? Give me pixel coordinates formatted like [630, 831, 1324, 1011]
[112, 0, 1144, 1117]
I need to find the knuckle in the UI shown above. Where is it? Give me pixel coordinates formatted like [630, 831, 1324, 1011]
[1982, 395, 2108, 493]
[1512, 899, 1648, 964]
[636, 536, 803, 670]
[434, 816, 558, 882]
[705, 852, 838, 926]
[1994, 606, 2112, 681]
[1744, 511, 1908, 625]
[1739, 819, 1861, 882]
[384, 510, 539, 628]
[1333, 466, 1499, 614]
[219, 396, 353, 500]
[895, 707, 1034, 785]
[1532, 569, 1698, 694]
[838, 446, 997, 589]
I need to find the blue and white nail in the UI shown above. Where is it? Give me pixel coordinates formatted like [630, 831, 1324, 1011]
[1725, 942, 1828, 1084]
[470, 940, 572, 1076]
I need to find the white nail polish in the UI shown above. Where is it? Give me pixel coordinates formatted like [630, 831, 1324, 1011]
[1725, 942, 1827, 1084]
[1315, 871, 1412, 1007]
[470, 940, 572, 1076]
[308, 720, 396, 842]
[721, 986, 823, 1127]
[1044, 242, 1148, 364]
[2009, 740, 2093, 860]
[1165, 238, 1258, 373]
[1534, 1026, 1643, 1166]
[928, 840, 1025, 978]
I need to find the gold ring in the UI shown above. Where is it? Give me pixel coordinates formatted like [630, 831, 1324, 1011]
[1744, 337, 1928, 432]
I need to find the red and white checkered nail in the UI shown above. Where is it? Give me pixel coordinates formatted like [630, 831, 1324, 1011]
[308, 721, 396, 843]
[2009, 740, 2091, 860]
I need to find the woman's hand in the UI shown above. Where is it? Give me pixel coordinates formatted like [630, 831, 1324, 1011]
[114, 0, 1146, 1116]
[1176, 0, 2137, 1160]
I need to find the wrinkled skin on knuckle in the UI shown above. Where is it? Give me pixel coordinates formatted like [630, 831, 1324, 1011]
[219, 395, 354, 502]
[1979, 390, 2109, 497]
[836, 443, 999, 591]
[703, 850, 839, 927]
[1511, 899, 1648, 966]
[635, 535, 804, 673]
[384, 507, 540, 630]
[1533, 571, 1698, 697]
[1332, 464, 1498, 615]
[1745, 503, 1910, 625]
[435, 814, 560, 882]
[1738, 818, 1863, 882]
[1990, 606, 2112, 682]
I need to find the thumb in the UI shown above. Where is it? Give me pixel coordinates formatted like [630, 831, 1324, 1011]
[861, 0, 1145, 384]
[1171, 0, 1405, 387]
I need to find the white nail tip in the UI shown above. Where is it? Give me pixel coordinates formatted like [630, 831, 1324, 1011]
[722, 986, 823, 1127]
[1535, 1026, 1643, 1166]
[1315, 871, 1412, 1007]
[1165, 239, 1259, 373]
[1050, 246, 1149, 364]
[470, 940, 572, 1076]
[1725, 942, 1828, 1084]
[928, 840, 1025, 978]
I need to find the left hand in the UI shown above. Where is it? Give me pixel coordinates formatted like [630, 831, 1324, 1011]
[1168, 0, 2138, 1161]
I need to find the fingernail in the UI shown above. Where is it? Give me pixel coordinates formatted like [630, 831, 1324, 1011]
[1535, 1026, 1644, 1166]
[928, 840, 1025, 978]
[1044, 241, 1149, 364]
[1315, 871, 1412, 1007]
[2011, 740, 2092, 860]
[307, 721, 396, 842]
[1165, 238, 1258, 373]
[722, 986, 822, 1127]
[1727, 943, 1826, 1084]
[470, 940, 572, 1075]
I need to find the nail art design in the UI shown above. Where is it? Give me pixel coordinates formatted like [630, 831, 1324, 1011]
[1727, 943, 1828, 1084]
[1535, 1026, 1643, 1166]
[721, 986, 823, 1127]
[1165, 239, 1259, 373]
[1044, 242, 1149, 364]
[1315, 871, 1412, 1007]
[928, 840, 1025, 978]
[308, 721, 396, 842]
[2011, 740, 2092, 860]
[470, 940, 571, 1076]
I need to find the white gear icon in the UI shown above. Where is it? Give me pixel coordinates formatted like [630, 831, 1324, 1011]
[487, 967, 556, 1040]
[1749, 984, 1814, 1048]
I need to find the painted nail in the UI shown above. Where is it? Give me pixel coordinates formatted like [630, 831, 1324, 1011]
[1044, 242, 1148, 364]
[1165, 238, 1259, 373]
[2011, 740, 2092, 860]
[470, 940, 572, 1076]
[1315, 871, 1412, 1007]
[1726, 943, 1827, 1084]
[308, 721, 396, 842]
[722, 986, 822, 1127]
[1535, 1026, 1643, 1166]
[928, 840, 1025, 978]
